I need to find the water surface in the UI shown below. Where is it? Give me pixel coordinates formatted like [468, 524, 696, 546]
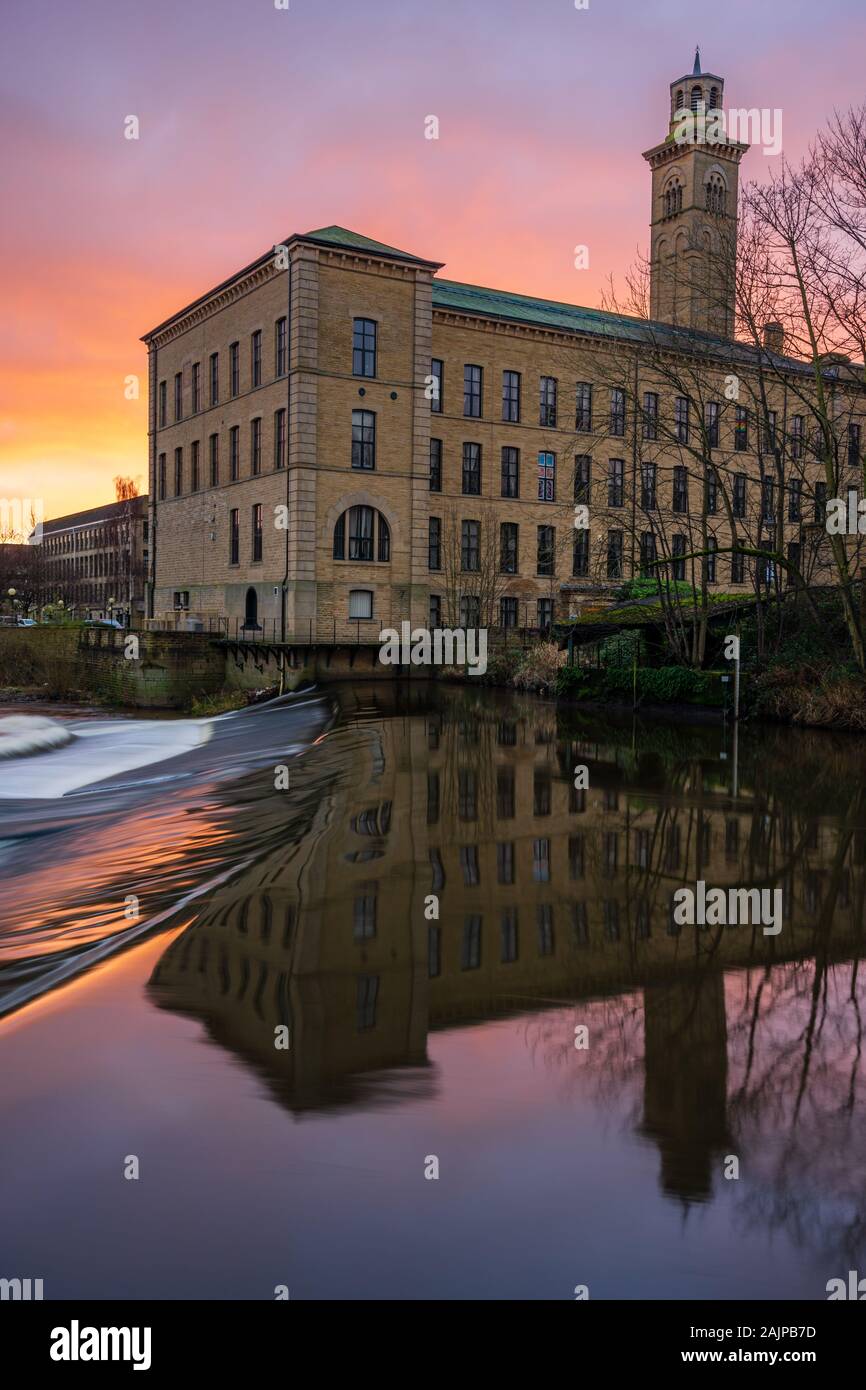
[1, 686, 864, 1300]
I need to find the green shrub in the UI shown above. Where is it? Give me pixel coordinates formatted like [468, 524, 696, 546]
[555, 663, 723, 706]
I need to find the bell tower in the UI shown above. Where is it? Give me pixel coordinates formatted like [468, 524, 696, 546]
[642, 48, 749, 339]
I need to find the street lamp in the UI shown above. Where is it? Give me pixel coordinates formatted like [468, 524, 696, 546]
[6, 587, 16, 619]
[108, 595, 116, 624]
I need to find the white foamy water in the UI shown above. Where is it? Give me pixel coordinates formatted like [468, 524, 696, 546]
[0, 715, 74, 760]
[0, 715, 213, 799]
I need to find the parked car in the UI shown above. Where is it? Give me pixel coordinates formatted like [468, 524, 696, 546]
[85, 618, 125, 629]
[16, 617, 37, 627]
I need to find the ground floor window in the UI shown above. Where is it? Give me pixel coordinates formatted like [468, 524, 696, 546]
[349, 588, 373, 620]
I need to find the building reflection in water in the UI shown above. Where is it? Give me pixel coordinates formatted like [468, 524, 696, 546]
[148, 683, 866, 1245]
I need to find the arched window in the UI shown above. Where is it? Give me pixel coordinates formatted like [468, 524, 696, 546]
[690, 85, 703, 112]
[675, 89, 684, 110]
[333, 506, 391, 563]
[705, 174, 726, 215]
[709, 86, 719, 111]
[664, 180, 683, 217]
[243, 586, 259, 630]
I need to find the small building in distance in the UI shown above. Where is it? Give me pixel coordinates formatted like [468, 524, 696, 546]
[37, 496, 149, 624]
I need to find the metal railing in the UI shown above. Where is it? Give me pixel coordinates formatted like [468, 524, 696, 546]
[145, 614, 558, 647]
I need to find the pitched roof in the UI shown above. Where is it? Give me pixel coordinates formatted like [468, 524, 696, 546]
[302, 225, 440, 266]
[142, 225, 441, 339]
[41, 496, 148, 534]
[431, 277, 814, 372]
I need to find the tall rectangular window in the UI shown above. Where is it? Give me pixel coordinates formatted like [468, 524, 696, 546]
[849, 422, 861, 469]
[574, 456, 591, 503]
[464, 364, 482, 418]
[537, 597, 553, 630]
[673, 465, 689, 513]
[251, 330, 262, 388]
[734, 405, 749, 451]
[705, 400, 720, 448]
[705, 465, 718, 515]
[761, 409, 777, 456]
[250, 417, 262, 476]
[540, 376, 557, 427]
[642, 391, 659, 440]
[229, 341, 240, 397]
[174, 372, 183, 422]
[500, 522, 518, 574]
[158, 453, 166, 500]
[190, 439, 200, 492]
[252, 503, 263, 561]
[608, 458, 624, 507]
[229, 509, 239, 565]
[428, 516, 441, 570]
[274, 409, 286, 469]
[538, 451, 556, 502]
[209, 434, 219, 487]
[815, 480, 827, 525]
[352, 318, 377, 377]
[607, 529, 623, 579]
[641, 462, 656, 510]
[430, 359, 443, 413]
[705, 536, 717, 584]
[610, 387, 626, 436]
[174, 446, 183, 496]
[733, 473, 747, 518]
[761, 475, 775, 521]
[158, 380, 167, 428]
[674, 396, 689, 444]
[672, 533, 686, 581]
[501, 446, 519, 498]
[230, 425, 240, 481]
[462, 442, 481, 495]
[500, 596, 518, 628]
[209, 352, 219, 406]
[731, 548, 745, 584]
[275, 317, 287, 377]
[461, 519, 480, 572]
[502, 370, 520, 422]
[788, 477, 801, 522]
[352, 410, 376, 470]
[573, 528, 589, 577]
[640, 530, 657, 577]
[537, 525, 555, 576]
[791, 414, 804, 460]
[575, 382, 592, 432]
[191, 362, 201, 414]
[429, 438, 442, 492]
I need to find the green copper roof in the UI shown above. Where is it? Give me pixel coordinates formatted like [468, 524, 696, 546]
[303, 225, 440, 265]
[434, 278, 714, 346]
[431, 278, 816, 372]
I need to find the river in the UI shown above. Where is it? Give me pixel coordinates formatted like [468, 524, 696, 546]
[1, 684, 864, 1300]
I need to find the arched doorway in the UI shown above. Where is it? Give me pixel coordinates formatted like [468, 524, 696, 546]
[243, 586, 260, 631]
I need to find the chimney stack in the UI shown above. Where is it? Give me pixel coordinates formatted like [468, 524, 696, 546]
[763, 322, 784, 354]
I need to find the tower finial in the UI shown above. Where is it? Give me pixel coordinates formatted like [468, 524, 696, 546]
[693, 45, 701, 76]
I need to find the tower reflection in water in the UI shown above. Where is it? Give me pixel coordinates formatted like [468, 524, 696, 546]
[148, 684, 866, 1237]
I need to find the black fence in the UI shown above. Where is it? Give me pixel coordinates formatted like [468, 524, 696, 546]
[149, 614, 559, 647]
